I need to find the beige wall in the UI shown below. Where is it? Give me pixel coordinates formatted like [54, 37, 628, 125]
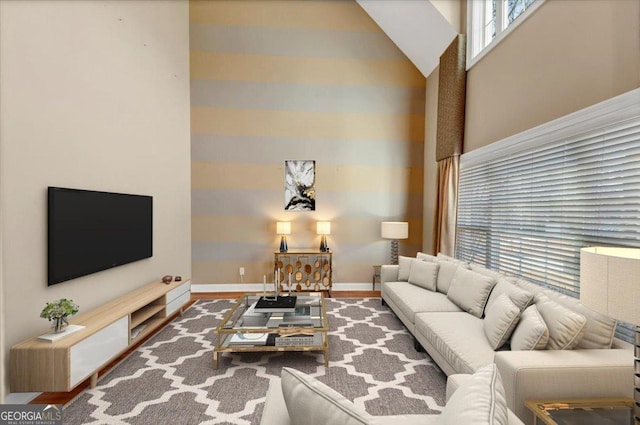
[190, 1, 426, 287]
[465, 0, 640, 151]
[0, 0, 191, 399]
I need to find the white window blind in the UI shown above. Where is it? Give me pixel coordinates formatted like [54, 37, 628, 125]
[456, 89, 640, 341]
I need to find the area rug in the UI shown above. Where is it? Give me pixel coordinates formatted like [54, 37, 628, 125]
[63, 298, 446, 424]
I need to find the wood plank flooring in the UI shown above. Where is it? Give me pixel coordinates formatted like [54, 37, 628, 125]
[29, 290, 380, 406]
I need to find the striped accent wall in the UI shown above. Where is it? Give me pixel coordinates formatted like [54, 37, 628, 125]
[190, 0, 425, 287]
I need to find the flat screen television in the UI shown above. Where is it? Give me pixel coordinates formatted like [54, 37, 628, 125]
[48, 187, 153, 286]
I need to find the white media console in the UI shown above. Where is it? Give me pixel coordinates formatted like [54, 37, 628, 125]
[10, 278, 191, 392]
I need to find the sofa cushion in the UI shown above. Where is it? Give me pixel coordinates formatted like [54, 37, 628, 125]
[510, 304, 549, 350]
[408, 260, 439, 291]
[483, 294, 521, 350]
[447, 268, 497, 318]
[281, 367, 372, 425]
[383, 281, 462, 324]
[437, 364, 508, 425]
[511, 278, 617, 349]
[535, 293, 587, 350]
[485, 279, 533, 313]
[398, 256, 413, 281]
[415, 312, 496, 374]
[435, 260, 459, 294]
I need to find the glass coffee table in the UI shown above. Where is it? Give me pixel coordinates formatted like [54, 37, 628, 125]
[525, 398, 634, 425]
[213, 292, 329, 368]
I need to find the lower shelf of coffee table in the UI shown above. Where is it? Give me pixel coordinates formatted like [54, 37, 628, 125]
[213, 332, 328, 368]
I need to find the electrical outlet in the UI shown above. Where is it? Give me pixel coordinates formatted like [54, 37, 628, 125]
[239, 267, 245, 276]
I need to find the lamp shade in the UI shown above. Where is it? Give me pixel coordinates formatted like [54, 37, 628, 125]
[316, 221, 331, 235]
[276, 221, 291, 235]
[381, 222, 408, 240]
[580, 246, 640, 325]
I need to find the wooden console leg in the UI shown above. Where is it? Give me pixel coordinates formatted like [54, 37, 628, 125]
[90, 373, 98, 389]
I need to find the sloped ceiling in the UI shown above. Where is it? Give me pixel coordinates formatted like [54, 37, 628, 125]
[356, 0, 458, 77]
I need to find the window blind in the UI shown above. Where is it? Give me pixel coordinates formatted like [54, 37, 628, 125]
[456, 89, 640, 341]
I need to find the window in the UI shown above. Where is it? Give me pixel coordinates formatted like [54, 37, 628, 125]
[467, 0, 544, 68]
[455, 89, 640, 342]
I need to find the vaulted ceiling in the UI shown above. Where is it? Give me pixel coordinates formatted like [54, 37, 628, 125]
[357, 0, 458, 77]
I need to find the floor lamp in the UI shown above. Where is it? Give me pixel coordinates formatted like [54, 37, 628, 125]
[580, 246, 640, 424]
[381, 222, 408, 265]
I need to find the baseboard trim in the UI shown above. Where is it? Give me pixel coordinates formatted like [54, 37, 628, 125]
[191, 283, 377, 293]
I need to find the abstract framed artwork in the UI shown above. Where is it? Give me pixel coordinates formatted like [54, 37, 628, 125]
[284, 160, 315, 211]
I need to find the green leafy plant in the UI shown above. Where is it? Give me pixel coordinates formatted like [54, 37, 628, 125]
[40, 298, 79, 321]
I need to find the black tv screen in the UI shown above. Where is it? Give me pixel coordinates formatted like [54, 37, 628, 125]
[48, 187, 153, 286]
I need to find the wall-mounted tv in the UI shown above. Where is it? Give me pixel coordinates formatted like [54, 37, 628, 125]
[48, 187, 153, 286]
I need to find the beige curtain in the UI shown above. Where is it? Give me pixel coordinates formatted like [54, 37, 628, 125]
[432, 35, 465, 257]
[433, 156, 459, 256]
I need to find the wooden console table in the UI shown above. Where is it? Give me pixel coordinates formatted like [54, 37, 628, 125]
[274, 249, 332, 292]
[10, 278, 191, 392]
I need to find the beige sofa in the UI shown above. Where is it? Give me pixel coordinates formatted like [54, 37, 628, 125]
[381, 253, 634, 424]
[261, 365, 525, 424]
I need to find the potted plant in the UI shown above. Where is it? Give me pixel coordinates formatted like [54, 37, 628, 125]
[40, 298, 79, 333]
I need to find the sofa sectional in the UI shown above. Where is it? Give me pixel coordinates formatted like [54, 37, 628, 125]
[381, 252, 634, 424]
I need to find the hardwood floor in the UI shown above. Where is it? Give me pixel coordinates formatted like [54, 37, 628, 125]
[29, 290, 381, 406]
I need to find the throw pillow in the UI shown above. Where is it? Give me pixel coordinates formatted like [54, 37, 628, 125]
[281, 367, 373, 425]
[416, 252, 436, 262]
[470, 263, 505, 281]
[446, 268, 497, 318]
[436, 252, 469, 266]
[483, 294, 521, 350]
[435, 260, 459, 294]
[398, 256, 413, 281]
[485, 279, 534, 312]
[510, 305, 549, 350]
[408, 260, 439, 291]
[437, 364, 508, 425]
[535, 293, 587, 350]
[510, 277, 617, 349]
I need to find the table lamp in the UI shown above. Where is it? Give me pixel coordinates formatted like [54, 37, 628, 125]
[381, 222, 408, 265]
[276, 221, 291, 252]
[580, 246, 640, 424]
[317, 221, 330, 252]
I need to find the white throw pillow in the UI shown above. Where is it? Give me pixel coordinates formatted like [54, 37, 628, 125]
[483, 294, 521, 350]
[281, 367, 372, 425]
[485, 279, 533, 313]
[446, 268, 497, 318]
[398, 256, 413, 281]
[510, 305, 549, 350]
[408, 260, 439, 291]
[435, 260, 459, 294]
[437, 364, 508, 425]
[436, 252, 468, 266]
[535, 293, 587, 350]
[510, 277, 617, 349]
[416, 252, 437, 262]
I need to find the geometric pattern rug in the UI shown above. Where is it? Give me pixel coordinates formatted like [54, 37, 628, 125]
[63, 298, 446, 424]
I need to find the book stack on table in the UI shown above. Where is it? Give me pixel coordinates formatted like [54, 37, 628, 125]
[254, 296, 297, 313]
